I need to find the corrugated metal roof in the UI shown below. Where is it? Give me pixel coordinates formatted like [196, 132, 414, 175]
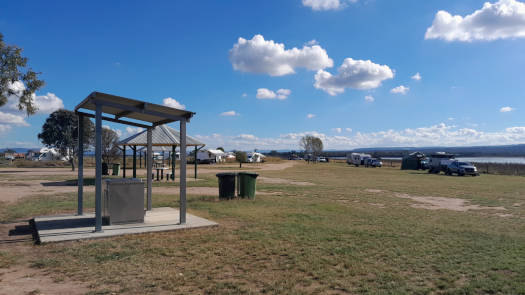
[75, 92, 194, 126]
[119, 125, 205, 147]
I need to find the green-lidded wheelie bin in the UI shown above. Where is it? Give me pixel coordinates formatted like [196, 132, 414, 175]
[238, 172, 259, 199]
[112, 163, 121, 176]
[216, 172, 237, 200]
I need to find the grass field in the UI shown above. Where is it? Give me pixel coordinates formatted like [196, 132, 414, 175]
[1, 161, 525, 294]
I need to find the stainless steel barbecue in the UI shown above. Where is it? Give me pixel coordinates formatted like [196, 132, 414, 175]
[103, 178, 145, 225]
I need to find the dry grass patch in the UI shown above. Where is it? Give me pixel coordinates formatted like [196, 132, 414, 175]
[1, 161, 525, 294]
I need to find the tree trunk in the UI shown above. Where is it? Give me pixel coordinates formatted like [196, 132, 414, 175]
[239, 161, 242, 168]
[70, 157, 75, 171]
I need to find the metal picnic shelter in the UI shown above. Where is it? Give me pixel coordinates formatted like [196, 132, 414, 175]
[118, 125, 205, 180]
[74, 91, 194, 233]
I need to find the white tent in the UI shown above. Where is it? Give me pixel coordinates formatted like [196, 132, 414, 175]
[38, 147, 69, 161]
[247, 152, 266, 163]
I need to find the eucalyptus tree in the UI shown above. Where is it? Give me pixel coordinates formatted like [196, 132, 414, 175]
[0, 33, 44, 115]
[38, 110, 94, 170]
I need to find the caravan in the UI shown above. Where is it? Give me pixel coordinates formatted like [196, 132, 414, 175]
[247, 152, 266, 163]
[197, 149, 225, 164]
[347, 153, 371, 167]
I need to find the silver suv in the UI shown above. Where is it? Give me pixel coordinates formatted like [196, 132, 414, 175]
[446, 161, 479, 176]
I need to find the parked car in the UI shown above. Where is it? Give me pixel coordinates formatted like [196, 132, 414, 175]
[420, 159, 429, 170]
[364, 158, 382, 167]
[446, 160, 479, 176]
[317, 157, 329, 162]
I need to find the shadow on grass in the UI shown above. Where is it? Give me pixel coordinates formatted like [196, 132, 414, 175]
[42, 176, 121, 186]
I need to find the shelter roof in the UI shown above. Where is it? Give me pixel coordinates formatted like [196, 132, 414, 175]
[75, 92, 194, 128]
[119, 125, 204, 147]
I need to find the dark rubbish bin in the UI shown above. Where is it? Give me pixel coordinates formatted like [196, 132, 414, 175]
[112, 163, 121, 176]
[216, 173, 237, 200]
[238, 172, 259, 199]
[102, 163, 109, 175]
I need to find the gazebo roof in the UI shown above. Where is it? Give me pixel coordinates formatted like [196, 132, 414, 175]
[119, 125, 205, 147]
[75, 92, 195, 128]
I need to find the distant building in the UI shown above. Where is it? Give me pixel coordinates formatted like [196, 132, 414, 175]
[27, 149, 42, 161]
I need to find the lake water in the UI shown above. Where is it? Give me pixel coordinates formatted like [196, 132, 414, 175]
[336, 156, 525, 164]
[456, 157, 525, 164]
[384, 157, 525, 164]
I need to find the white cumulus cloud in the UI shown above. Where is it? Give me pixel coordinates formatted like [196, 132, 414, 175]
[103, 125, 123, 138]
[0, 124, 12, 134]
[346, 128, 353, 132]
[0, 111, 29, 126]
[390, 85, 410, 95]
[302, 0, 357, 11]
[235, 134, 257, 140]
[229, 34, 333, 76]
[256, 88, 291, 100]
[411, 72, 422, 81]
[333, 127, 342, 133]
[162, 97, 186, 110]
[4, 81, 63, 115]
[425, 0, 525, 42]
[306, 113, 316, 119]
[314, 58, 394, 96]
[191, 123, 525, 151]
[220, 110, 239, 116]
[0, 81, 63, 136]
[500, 106, 514, 112]
[365, 95, 375, 102]
[125, 127, 144, 136]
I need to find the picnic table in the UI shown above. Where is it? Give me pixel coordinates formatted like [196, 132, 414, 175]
[154, 167, 170, 181]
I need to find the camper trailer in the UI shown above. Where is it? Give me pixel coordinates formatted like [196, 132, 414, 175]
[347, 153, 371, 167]
[247, 152, 266, 163]
[428, 152, 455, 174]
[197, 149, 225, 164]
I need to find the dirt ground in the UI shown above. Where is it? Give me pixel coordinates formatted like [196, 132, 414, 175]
[0, 162, 298, 203]
[365, 188, 508, 213]
[259, 176, 313, 186]
[0, 265, 90, 295]
[0, 223, 89, 295]
[0, 179, 280, 203]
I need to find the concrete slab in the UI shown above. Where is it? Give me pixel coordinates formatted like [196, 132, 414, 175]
[32, 207, 217, 244]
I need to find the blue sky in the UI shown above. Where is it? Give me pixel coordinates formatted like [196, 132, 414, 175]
[1, 0, 525, 150]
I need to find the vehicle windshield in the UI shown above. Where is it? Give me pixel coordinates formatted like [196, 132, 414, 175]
[458, 162, 470, 166]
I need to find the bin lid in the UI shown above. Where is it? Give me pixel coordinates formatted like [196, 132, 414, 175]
[237, 172, 259, 177]
[216, 172, 237, 177]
